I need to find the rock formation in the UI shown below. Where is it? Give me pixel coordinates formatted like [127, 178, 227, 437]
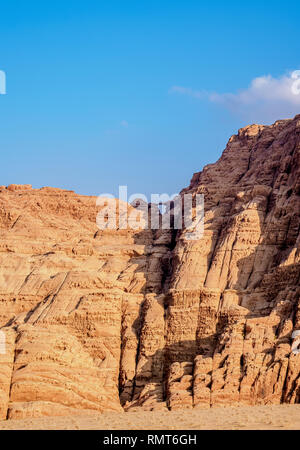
[0, 115, 299, 420]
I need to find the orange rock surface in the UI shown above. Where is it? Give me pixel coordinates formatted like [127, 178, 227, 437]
[0, 115, 299, 420]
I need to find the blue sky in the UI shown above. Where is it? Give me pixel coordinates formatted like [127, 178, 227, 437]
[0, 0, 299, 198]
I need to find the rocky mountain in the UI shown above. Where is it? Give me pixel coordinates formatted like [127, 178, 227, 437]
[0, 115, 299, 420]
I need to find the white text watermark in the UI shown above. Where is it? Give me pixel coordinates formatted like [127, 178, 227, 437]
[0, 70, 6, 95]
[0, 330, 6, 354]
[292, 330, 300, 355]
[96, 186, 204, 241]
[291, 70, 300, 95]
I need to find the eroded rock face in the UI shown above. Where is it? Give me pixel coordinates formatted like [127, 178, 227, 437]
[0, 115, 299, 419]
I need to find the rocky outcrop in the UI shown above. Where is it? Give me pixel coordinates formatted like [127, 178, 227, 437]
[0, 115, 299, 419]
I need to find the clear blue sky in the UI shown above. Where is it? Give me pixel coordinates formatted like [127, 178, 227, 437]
[0, 0, 299, 198]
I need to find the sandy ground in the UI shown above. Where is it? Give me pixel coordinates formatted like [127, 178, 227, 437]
[0, 405, 299, 430]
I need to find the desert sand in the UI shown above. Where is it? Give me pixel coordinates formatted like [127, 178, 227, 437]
[0, 405, 299, 430]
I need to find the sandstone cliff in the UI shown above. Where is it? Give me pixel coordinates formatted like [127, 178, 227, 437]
[0, 115, 299, 420]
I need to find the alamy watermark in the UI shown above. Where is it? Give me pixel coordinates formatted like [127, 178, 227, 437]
[292, 330, 300, 355]
[291, 70, 300, 95]
[0, 330, 6, 354]
[0, 70, 6, 95]
[96, 186, 204, 241]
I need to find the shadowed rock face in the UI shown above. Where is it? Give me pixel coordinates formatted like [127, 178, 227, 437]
[0, 115, 299, 420]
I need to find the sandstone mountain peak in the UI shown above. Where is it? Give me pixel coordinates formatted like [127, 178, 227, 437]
[0, 114, 299, 419]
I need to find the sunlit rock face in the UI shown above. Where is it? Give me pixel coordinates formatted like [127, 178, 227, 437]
[0, 115, 299, 420]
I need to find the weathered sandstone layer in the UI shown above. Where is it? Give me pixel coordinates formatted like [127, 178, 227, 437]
[0, 115, 299, 419]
